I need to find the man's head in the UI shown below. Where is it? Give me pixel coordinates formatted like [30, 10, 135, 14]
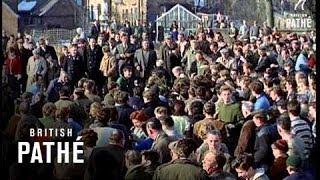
[140, 40, 149, 50]
[34, 74, 44, 85]
[249, 81, 264, 96]
[109, 129, 125, 147]
[69, 44, 78, 56]
[202, 151, 226, 175]
[252, 112, 267, 127]
[121, 33, 128, 43]
[114, 91, 129, 105]
[143, 90, 156, 104]
[125, 150, 141, 168]
[42, 102, 57, 118]
[141, 150, 159, 166]
[195, 50, 204, 61]
[165, 35, 172, 45]
[220, 48, 229, 58]
[172, 66, 183, 78]
[89, 37, 97, 47]
[277, 114, 291, 138]
[178, 33, 185, 42]
[122, 66, 133, 78]
[220, 85, 232, 104]
[287, 99, 300, 117]
[146, 118, 162, 140]
[154, 106, 168, 121]
[270, 86, 284, 101]
[232, 154, 254, 179]
[286, 155, 302, 175]
[59, 86, 71, 98]
[79, 129, 98, 148]
[206, 130, 222, 151]
[32, 48, 40, 58]
[169, 138, 196, 160]
[242, 101, 253, 117]
[19, 101, 31, 115]
[59, 70, 69, 83]
[308, 102, 316, 121]
[210, 42, 218, 52]
[38, 38, 46, 48]
[204, 102, 215, 116]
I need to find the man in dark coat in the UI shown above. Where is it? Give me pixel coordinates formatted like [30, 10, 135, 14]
[85, 129, 125, 180]
[86, 37, 103, 89]
[146, 118, 172, 164]
[46, 70, 71, 102]
[255, 46, 272, 73]
[116, 65, 136, 96]
[252, 112, 275, 170]
[134, 40, 157, 82]
[158, 35, 180, 74]
[38, 38, 58, 61]
[17, 38, 32, 91]
[90, 20, 100, 40]
[115, 33, 136, 74]
[63, 44, 85, 87]
[114, 91, 134, 130]
[153, 138, 207, 180]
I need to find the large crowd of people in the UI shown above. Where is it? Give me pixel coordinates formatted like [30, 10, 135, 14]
[1, 18, 317, 180]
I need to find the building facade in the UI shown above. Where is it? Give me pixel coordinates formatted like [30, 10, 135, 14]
[2, 1, 19, 35]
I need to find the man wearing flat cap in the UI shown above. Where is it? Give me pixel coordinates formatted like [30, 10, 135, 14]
[252, 111, 275, 170]
[153, 138, 207, 180]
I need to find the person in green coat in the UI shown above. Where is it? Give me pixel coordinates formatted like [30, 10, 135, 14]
[125, 150, 152, 180]
[153, 139, 208, 180]
[116, 65, 136, 96]
[216, 85, 244, 154]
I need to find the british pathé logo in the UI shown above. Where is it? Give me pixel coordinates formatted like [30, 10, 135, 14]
[283, 12, 313, 29]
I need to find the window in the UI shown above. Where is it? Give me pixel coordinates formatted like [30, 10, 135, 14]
[97, 4, 101, 19]
[90, 5, 94, 20]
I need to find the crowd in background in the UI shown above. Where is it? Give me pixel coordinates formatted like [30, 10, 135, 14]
[0, 17, 317, 180]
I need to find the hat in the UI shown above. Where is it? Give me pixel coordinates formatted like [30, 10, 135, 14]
[286, 155, 301, 168]
[252, 111, 267, 120]
[272, 139, 288, 152]
[220, 48, 229, 53]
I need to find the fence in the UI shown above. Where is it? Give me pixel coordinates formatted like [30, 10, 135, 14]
[31, 28, 90, 46]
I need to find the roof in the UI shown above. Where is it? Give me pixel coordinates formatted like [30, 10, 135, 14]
[18, 0, 37, 11]
[3, 0, 18, 13]
[156, 4, 201, 22]
[2, 1, 19, 17]
[38, 0, 58, 16]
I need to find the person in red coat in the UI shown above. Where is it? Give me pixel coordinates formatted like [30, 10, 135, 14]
[3, 47, 22, 98]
